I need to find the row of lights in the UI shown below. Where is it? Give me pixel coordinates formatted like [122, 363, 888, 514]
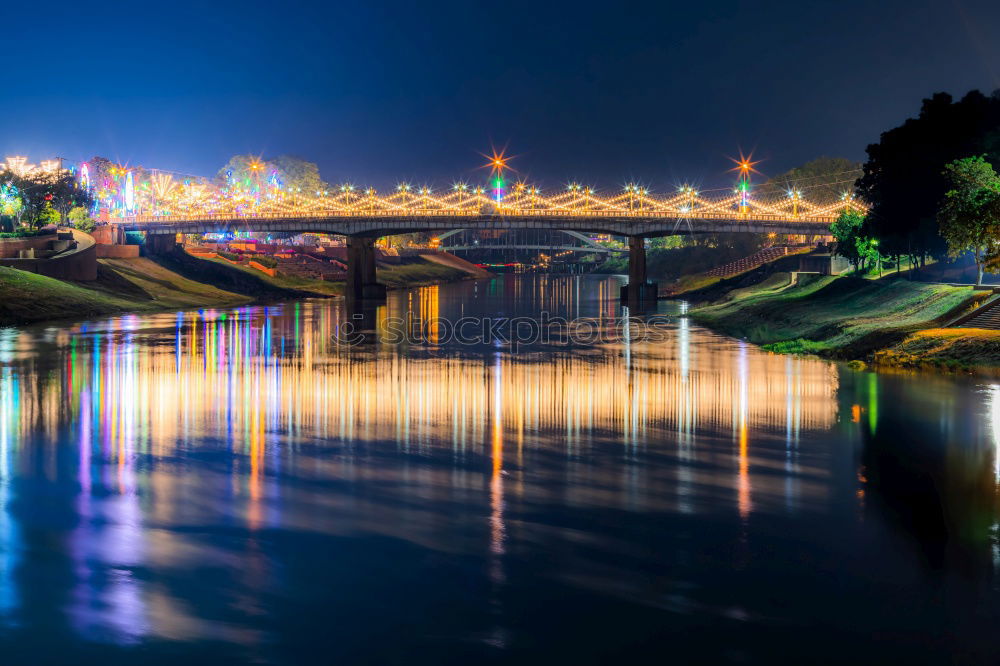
[296, 182, 853, 201]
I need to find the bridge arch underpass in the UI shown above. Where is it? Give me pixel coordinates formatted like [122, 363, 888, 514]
[434, 228, 619, 270]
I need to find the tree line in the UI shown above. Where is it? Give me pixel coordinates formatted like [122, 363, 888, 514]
[832, 89, 1000, 283]
[0, 166, 94, 233]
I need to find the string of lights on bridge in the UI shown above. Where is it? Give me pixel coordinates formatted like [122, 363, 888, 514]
[1, 152, 867, 223]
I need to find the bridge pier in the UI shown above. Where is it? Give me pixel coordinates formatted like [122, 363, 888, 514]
[620, 236, 657, 306]
[346, 236, 387, 302]
[143, 232, 179, 256]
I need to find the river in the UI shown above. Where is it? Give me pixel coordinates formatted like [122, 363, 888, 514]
[0, 274, 997, 663]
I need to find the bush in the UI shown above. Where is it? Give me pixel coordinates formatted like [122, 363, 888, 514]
[35, 203, 60, 228]
[68, 206, 96, 232]
[252, 256, 278, 268]
[217, 251, 241, 262]
[0, 229, 49, 239]
[761, 338, 828, 354]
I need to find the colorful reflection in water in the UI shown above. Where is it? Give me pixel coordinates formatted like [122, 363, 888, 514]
[0, 275, 997, 663]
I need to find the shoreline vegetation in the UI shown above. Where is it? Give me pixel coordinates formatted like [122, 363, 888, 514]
[680, 267, 1000, 375]
[0, 249, 486, 328]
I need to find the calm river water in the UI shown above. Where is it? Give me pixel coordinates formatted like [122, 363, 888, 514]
[0, 274, 998, 664]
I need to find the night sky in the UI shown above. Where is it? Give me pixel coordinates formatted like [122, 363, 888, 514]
[3, 0, 998, 190]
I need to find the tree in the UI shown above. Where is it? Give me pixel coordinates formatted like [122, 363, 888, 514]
[215, 155, 328, 242]
[0, 168, 94, 227]
[218, 155, 272, 189]
[50, 171, 93, 222]
[36, 202, 60, 227]
[831, 210, 880, 273]
[937, 156, 1000, 285]
[758, 157, 862, 205]
[857, 89, 1000, 270]
[0, 181, 23, 232]
[68, 206, 96, 232]
[647, 235, 685, 249]
[273, 155, 328, 194]
[217, 154, 328, 195]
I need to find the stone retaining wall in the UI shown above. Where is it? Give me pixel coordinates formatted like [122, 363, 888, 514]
[0, 233, 58, 259]
[96, 244, 140, 259]
[90, 225, 126, 245]
[0, 229, 97, 280]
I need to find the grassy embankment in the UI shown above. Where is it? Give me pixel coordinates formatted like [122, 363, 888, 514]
[0, 253, 272, 326]
[688, 272, 984, 362]
[194, 254, 475, 291]
[180, 254, 343, 297]
[0, 250, 482, 327]
[666, 272, 724, 295]
[872, 328, 1000, 373]
[0, 260, 250, 326]
[651, 246, 813, 296]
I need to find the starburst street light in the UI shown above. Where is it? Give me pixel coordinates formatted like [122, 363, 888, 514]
[479, 147, 516, 202]
[728, 150, 761, 214]
[728, 150, 762, 177]
[481, 147, 514, 175]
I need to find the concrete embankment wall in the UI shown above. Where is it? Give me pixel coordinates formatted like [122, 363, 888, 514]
[96, 244, 140, 259]
[0, 233, 59, 258]
[0, 229, 98, 280]
[90, 225, 126, 245]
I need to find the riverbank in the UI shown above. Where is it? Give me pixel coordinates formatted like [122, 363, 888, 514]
[872, 328, 1000, 374]
[685, 271, 990, 370]
[0, 250, 485, 327]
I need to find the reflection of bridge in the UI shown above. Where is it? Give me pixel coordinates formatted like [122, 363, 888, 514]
[113, 185, 862, 302]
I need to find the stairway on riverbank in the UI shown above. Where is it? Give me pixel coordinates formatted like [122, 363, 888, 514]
[705, 246, 797, 279]
[950, 296, 1000, 330]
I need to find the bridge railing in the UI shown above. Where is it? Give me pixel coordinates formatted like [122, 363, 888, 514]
[115, 209, 840, 225]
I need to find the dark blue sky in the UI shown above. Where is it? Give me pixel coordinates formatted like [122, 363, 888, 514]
[3, 0, 998, 190]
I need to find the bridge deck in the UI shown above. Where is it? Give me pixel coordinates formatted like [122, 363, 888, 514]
[116, 212, 836, 238]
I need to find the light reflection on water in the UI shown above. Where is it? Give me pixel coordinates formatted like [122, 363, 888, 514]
[0, 274, 997, 663]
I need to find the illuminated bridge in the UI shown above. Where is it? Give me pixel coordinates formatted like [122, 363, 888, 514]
[116, 182, 858, 236]
[1, 155, 864, 300]
[110, 181, 861, 302]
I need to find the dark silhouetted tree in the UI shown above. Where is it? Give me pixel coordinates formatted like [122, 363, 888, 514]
[857, 90, 1000, 270]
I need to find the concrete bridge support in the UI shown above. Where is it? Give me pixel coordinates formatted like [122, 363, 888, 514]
[346, 236, 387, 302]
[144, 232, 179, 256]
[620, 236, 657, 306]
